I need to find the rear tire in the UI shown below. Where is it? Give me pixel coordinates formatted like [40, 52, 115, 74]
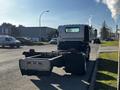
[64, 52, 87, 75]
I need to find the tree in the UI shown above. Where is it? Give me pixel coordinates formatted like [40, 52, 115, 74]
[100, 21, 111, 40]
[1, 23, 13, 35]
[11, 25, 20, 37]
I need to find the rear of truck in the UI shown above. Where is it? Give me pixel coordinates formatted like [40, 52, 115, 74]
[19, 24, 95, 76]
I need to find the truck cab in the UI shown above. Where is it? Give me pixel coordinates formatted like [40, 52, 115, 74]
[57, 24, 94, 51]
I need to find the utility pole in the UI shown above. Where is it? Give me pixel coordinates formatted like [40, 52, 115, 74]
[117, 25, 120, 90]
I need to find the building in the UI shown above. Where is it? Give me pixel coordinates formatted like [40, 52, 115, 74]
[0, 23, 57, 41]
[18, 26, 57, 41]
[0, 23, 14, 35]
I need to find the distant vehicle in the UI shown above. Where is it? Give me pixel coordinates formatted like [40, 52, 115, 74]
[31, 38, 39, 42]
[16, 37, 33, 45]
[105, 38, 114, 41]
[93, 38, 101, 44]
[0, 35, 21, 48]
[49, 38, 57, 44]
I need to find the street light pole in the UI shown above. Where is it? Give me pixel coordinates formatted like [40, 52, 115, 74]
[39, 10, 49, 27]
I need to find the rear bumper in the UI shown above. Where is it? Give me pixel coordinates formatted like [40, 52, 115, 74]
[19, 59, 52, 76]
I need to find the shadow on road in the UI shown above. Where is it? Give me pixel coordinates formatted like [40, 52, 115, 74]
[30, 61, 96, 90]
[31, 72, 88, 90]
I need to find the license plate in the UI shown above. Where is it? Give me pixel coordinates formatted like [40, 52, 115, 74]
[27, 61, 42, 65]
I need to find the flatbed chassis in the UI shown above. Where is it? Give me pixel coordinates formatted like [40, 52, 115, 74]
[19, 49, 87, 76]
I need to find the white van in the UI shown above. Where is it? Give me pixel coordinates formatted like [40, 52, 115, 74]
[0, 35, 21, 48]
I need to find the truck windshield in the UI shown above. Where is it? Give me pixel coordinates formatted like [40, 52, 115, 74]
[65, 27, 80, 33]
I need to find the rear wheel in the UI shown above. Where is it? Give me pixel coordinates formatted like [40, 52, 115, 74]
[64, 53, 87, 75]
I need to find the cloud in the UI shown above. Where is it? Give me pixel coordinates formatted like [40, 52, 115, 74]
[95, 0, 120, 20]
[88, 15, 93, 26]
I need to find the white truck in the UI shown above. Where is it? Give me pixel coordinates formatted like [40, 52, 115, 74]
[0, 35, 21, 48]
[19, 24, 96, 75]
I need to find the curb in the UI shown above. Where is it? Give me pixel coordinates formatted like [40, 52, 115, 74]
[88, 45, 100, 90]
[88, 59, 98, 90]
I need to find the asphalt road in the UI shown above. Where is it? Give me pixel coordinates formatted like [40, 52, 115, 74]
[0, 44, 99, 90]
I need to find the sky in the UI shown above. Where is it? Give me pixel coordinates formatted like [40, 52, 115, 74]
[0, 0, 120, 31]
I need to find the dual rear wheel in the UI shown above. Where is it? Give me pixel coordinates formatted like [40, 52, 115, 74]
[63, 52, 87, 75]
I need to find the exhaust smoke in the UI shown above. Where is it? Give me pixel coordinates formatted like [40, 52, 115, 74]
[88, 15, 92, 26]
[96, 0, 120, 20]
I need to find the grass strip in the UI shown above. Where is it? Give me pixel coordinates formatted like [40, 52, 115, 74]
[95, 52, 118, 90]
[101, 41, 118, 47]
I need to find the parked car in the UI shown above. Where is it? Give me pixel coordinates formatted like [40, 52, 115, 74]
[49, 38, 57, 44]
[0, 35, 21, 48]
[93, 38, 101, 44]
[105, 38, 114, 41]
[16, 37, 33, 45]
